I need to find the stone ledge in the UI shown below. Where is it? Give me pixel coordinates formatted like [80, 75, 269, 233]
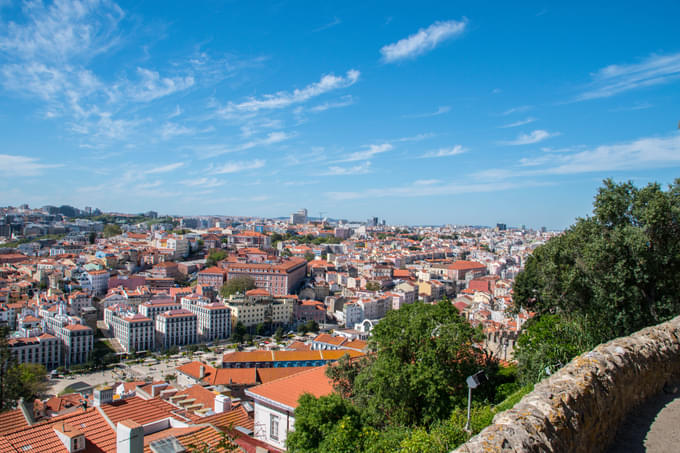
[452, 316, 680, 453]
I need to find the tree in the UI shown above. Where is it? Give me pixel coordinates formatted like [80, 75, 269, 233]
[10, 363, 49, 402]
[231, 322, 247, 344]
[349, 301, 484, 427]
[219, 276, 256, 298]
[103, 223, 122, 238]
[88, 231, 97, 244]
[365, 281, 380, 291]
[304, 252, 315, 262]
[274, 327, 284, 342]
[255, 323, 267, 336]
[514, 179, 680, 343]
[287, 393, 364, 453]
[206, 250, 227, 267]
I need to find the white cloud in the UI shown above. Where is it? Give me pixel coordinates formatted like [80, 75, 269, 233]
[309, 95, 354, 112]
[144, 162, 184, 174]
[403, 106, 450, 118]
[125, 67, 194, 102]
[0, 154, 63, 176]
[414, 179, 442, 185]
[180, 177, 224, 188]
[499, 117, 537, 128]
[210, 159, 265, 174]
[380, 19, 467, 63]
[502, 130, 558, 145]
[313, 17, 341, 32]
[421, 145, 466, 158]
[221, 69, 359, 113]
[194, 131, 293, 159]
[322, 162, 372, 176]
[501, 105, 532, 116]
[336, 143, 393, 162]
[160, 122, 196, 140]
[526, 133, 680, 174]
[326, 180, 535, 201]
[577, 52, 680, 101]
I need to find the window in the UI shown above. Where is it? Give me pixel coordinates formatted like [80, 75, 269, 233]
[270, 413, 279, 440]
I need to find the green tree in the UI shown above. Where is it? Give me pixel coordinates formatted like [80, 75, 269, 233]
[352, 301, 484, 427]
[206, 250, 227, 267]
[287, 393, 363, 453]
[304, 252, 315, 262]
[365, 281, 380, 291]
[219, 276, 256, 298]
[255, 323, 267, 336]
[88, 231, 97, 244]
[231, 322, 247, 343]
[514, 179, 680, 343]
[10, 363, 49, 402]
[103, 224, 122, 238]
[274, 327, 284, 342]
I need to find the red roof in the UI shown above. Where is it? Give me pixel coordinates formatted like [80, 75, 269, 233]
[448, 260, 486, 270]
[246, 366, 334, 409]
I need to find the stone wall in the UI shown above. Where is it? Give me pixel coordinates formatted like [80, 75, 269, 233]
[453, 315, 680, 453]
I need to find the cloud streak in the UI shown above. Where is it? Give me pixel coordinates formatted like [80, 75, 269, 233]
[499, 117, 537, 128]
[420, 145, 466, 158]
[0, 154, 63, 176]
[145, 162, 184, 174]
[322, 162, 372, 176]
[221, 69, 359, 113]
[577, 52, 680, 101]
[502, 130, 558, 145]
[210, 159, 265, 174]
[381, 19, 467, 63]
[403, 106, 451, 118]
[335, 143, 393, 162]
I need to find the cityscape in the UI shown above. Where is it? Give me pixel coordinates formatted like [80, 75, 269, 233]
[0, 1, 679, 453]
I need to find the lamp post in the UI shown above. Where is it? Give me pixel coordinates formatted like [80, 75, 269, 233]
[464, 370, 487, 432]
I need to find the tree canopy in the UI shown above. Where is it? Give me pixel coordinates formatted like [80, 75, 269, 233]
[206, 250, 227, 267]
[0, 328, 49, 411]
[102, 223, 122, 238]
[219, 276, 256, 298]
[514, 179, 680, 343]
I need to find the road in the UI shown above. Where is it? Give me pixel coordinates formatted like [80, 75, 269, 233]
[606, 388, 680, 453]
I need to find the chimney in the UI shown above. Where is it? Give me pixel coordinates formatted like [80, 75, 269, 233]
[150, 383, 168, 398]
[117, 420, 143, 453]
[199, 364, 205, 379]
[214, 394, 232, 414]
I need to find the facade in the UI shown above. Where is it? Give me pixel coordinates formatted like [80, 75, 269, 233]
[222, 258, 306, 296]
[181, 294, 231, 341]
[61, 324, 94, 366]
[155, 309, 197, 349]
[196, 267, 225, 288]
[226, 298, 294, 329]
[8, 334, 60, 369]
[139, 298, 182, 320]
[86, 270, 109, 295]
[105, 306, 154, 352]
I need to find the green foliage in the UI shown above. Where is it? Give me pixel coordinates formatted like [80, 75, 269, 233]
[287, 393, 363, 453]
[353, 300, 483, 427]
[304, 252, 315, 262]
[274, 327, 284, 342]
[297, 320, 319, 334]
[206, 250, 227, 266]
[10, 363, 49, 402]
[231, 322, 247, 344]
[219, 276, 256, 298]
[514, 314, 598, 385]
[365, 281, 381, 291]
[103, 223, 122, 238]
[514, 179, 680, 342]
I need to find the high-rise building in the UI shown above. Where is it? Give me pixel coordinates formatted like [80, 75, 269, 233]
[290, 208, 308, 225]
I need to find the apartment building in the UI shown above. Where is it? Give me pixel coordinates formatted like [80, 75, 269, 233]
[8, 334, 60, 369]
[155, 309, 197, 349]
[226, 297, 294, 329]
[61, 324, 94, 366]
[221, 257, 306, 296]
[86, 270, 109, 295]
[105, 305, 154, 352]
[196, 267, 225, 288]
[180, 294, 231, 341]
[139, 298, 182, 320]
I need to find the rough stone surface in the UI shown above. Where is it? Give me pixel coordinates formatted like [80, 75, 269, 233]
[452, 316, 680, 453]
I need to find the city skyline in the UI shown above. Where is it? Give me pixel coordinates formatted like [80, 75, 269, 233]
[1, 1, 679, 229]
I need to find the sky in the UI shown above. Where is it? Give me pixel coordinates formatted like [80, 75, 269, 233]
[0, 0, 679, 229]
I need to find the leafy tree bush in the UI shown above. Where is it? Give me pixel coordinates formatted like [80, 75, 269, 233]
[103, 223, 122, 238]
[219, 276, 256, 298]
[206, 250, 227, 266]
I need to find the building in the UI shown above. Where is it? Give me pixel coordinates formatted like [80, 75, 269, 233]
[181, 294, 231, 341]
[197, 267, 226, 288]
[61, 324, 94, 367]
[245, 366, 334, 450]
[155, 309, 197, 349]
[7, 334, 60, 369]
[226, 297, 294, 329]
[105, 305, 154, 352]
[139, 298, 182, 320]
[289, 208, 308, 225]
[221, 258, 306, 296]
[86, 270, 109, 296]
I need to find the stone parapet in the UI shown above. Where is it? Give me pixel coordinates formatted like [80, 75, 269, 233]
[453, 315, 680, 453]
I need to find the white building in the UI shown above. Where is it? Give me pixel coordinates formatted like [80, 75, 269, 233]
[181, 294, 231, 341]
[155, 309, 197, 349]
[86, 270, 109, 295]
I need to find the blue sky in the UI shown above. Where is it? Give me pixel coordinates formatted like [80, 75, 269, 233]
[1, 1, 679, 229]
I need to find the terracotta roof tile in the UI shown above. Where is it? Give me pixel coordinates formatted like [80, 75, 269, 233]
[246, 366, 334, 410]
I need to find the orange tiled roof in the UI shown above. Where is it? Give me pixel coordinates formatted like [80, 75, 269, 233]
[99, 396, 178, 426]
[222, 351, 273, 363]
[246, 366, 334, 410]
[200, 405, 253, 431]
[256, 367, 316, 384]
[312, 333, 347, 346]
[0, 408, 28, 436]
[0, 406, 115, 452]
